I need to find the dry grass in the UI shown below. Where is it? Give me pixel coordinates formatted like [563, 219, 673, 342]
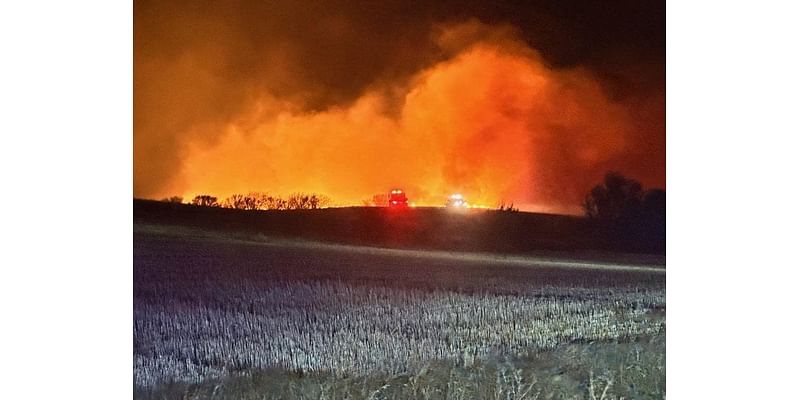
[134, 224, 665, 399]
[135, 280, 664, 392]
[135, 329, 665, 399]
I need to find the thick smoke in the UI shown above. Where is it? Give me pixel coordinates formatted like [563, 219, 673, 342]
[134, 1, 664, 213]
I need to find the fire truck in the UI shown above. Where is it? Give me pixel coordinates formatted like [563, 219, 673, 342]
[446, 193, 468, 208]
[388, 189, 409, 207]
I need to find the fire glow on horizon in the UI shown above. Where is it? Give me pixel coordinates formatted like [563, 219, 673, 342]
[135, 17, 663, 214]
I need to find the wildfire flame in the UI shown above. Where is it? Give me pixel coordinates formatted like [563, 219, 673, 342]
[135, 19, 662, 214]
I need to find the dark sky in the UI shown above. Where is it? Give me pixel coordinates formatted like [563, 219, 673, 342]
[134, 0, 664, 213]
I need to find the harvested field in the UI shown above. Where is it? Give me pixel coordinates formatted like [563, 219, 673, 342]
[134, 224, 665, 399]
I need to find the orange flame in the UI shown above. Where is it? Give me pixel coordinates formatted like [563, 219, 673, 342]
[137, 23, 648, 214]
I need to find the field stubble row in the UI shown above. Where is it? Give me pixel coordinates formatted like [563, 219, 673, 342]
[135, 280, 664, 388]
[134, 227, 665, 398]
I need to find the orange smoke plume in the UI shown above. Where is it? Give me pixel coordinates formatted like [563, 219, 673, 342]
[136, 20, 657, 214]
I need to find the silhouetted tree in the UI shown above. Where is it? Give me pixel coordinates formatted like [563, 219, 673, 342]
[208, 192, 331, 210]
[583, 172, 643, 222]
[639, 189, 666, 251]
[287, 193, 311, 210]
[222, 194, 259, 210]
[221, 195, 239, 209]
[308, 194, 331, 209]
[262, 195, 288, 210]
[191, 195, 218, 207]
[161, 196, 183, 203]
[583, 172, 664, 252]
[641, 189, 666, 224]
[283, 193, 330, 209]
[247, 192, 269, 210]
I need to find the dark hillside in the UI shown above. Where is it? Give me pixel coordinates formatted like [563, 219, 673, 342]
[134, 199, 664, 257]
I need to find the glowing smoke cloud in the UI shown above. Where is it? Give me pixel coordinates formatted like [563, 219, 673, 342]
[135, 9, 662, 214]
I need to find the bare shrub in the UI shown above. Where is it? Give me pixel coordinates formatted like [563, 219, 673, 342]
[497, 202, 519, 212]
[261, 195, 288, 210]
[219, 193, 330, 210]
[286, 193, 330, 209]
[160, 196, 183, 203]
[371, 193, 389, 207]
[190, 195, 218, 207]
[222, 194, 259, 210]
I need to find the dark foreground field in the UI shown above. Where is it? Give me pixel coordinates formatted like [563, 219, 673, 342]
[134, 218, 665, 399]
[134, 199, 665, 256]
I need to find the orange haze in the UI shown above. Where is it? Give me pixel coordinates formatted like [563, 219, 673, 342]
[135, 21, 661, 214]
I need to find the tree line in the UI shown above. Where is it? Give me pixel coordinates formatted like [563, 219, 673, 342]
[583, 171, 665, 252]
[161, 192, 331, 210]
